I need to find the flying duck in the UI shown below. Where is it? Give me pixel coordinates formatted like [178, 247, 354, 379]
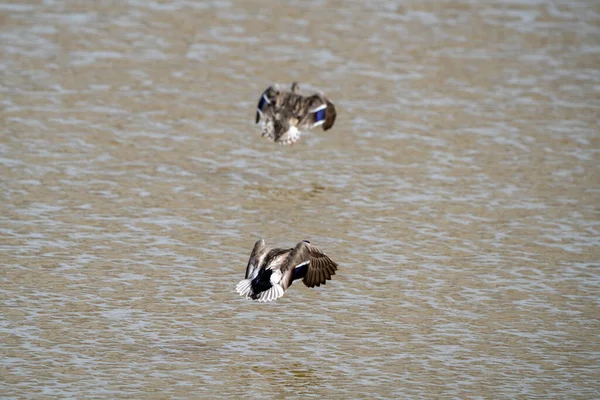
[255, 82, 337, 145]
[235, 239, 339, 302]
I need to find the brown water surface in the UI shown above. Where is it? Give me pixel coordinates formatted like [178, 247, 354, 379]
[2, 0, 599, 398]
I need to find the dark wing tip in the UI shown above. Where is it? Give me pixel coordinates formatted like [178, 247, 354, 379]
[256, 86, 277, 124]
[323, 99, 336, 131]
[302, 252, 338, 288]
[256, 94, 268, 124]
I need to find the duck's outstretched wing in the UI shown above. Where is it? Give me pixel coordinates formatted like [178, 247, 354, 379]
[302, 242, 338, 287]
[322, 99, 337, 130]
[255, 86, 279, 123]
[304, 95, 337, 131]
[285, 241, 338, 288]
[244, 239, 269, 280]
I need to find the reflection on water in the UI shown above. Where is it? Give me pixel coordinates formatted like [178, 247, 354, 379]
[2, 0, 599, 398]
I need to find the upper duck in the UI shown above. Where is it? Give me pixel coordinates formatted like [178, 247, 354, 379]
[255, 82, 337, 145]
[236, 239, 338, 302]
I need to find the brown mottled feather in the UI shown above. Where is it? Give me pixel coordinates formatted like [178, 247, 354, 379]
[244, 239, 270, 279]
[255, 83, 337, 145]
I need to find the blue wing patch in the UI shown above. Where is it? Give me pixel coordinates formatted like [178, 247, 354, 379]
[257, 95, 268, 111]
[256, 93, 271, 123]
[292, 263, 309, 281]
[315, 108, 326, 122]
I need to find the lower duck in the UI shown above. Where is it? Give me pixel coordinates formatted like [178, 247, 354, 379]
[236, 239, 339, 302]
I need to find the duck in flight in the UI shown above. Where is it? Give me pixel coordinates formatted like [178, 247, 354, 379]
[236, 239, 339, 302]
[255, 82, 337, 145]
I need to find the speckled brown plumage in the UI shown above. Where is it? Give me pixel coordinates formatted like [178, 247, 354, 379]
[255, 82, 337, 145]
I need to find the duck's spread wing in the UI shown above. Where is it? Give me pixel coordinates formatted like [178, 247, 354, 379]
[305, 95, 337, 131]
[245, 239, 268, 280]
[322, 99, 336, 130]
[303, 243, 338, 287]
[286, 242, 338, 288]
[256, 86, 278, 123]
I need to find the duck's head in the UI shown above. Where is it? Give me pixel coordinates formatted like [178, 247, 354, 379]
[291, 82, 300, 93]
[265, 85, 280, 98]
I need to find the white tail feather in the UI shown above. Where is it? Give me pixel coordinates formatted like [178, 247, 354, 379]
[258, 284, 284, 302]
[236, 279, 253, 298]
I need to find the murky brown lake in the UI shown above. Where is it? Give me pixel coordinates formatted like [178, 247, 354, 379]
[2, 0, 599, 398]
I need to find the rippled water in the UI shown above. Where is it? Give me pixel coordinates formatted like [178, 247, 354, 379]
[2, 0, 599, 398]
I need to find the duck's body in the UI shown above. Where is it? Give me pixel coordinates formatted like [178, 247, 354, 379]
[255, 82, 337, 145]
[235, 239, 338, 302]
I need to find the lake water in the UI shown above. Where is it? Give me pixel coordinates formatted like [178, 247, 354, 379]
[2, 0, 599, 398]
